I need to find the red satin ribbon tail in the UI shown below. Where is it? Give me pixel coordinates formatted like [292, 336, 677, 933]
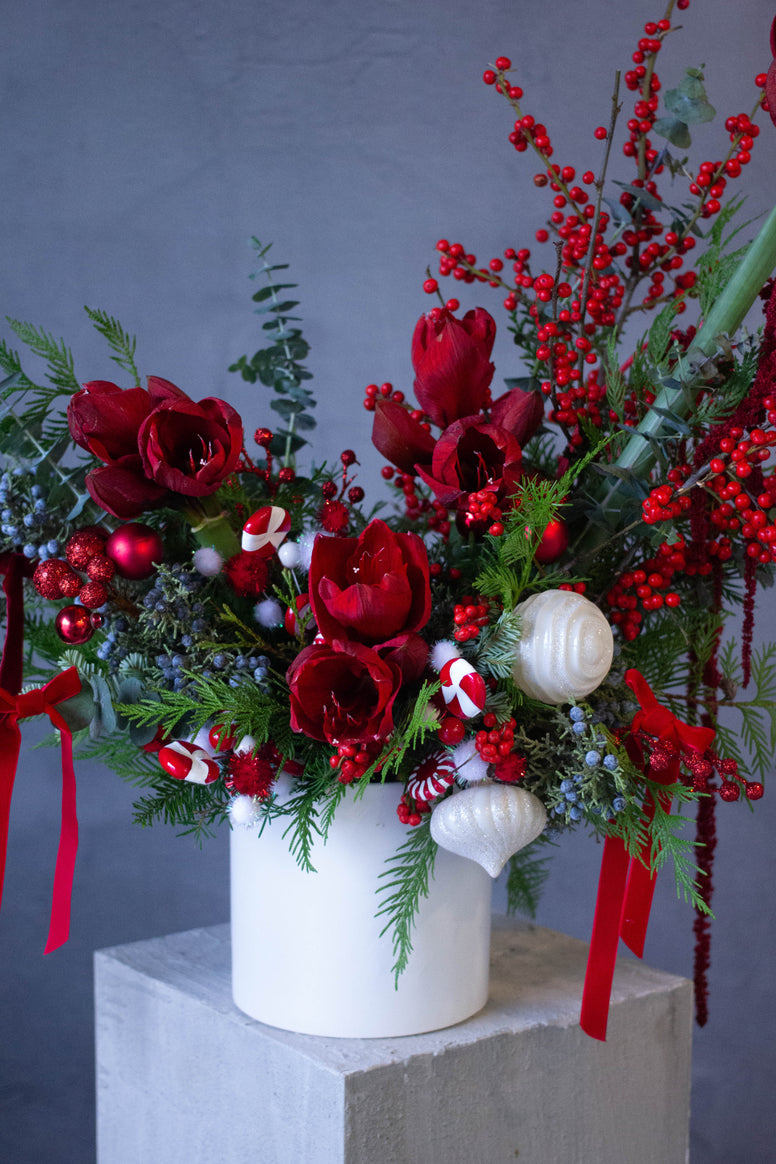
[580, 834, 632, 1041]
[620, 790, 673, 958]
[0, 724, 23, 915]
[44, 719, 79, 953]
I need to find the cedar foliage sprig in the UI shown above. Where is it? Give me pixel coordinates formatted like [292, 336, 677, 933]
[375, 816, 437, 985]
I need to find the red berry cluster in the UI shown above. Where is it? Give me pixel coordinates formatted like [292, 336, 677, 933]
[33, 529, 115, 610]
[684, 750, 763, 802]
[363, 381, 409, 412]
[475, 714, 516, 763]
[453, 596, 491, 642]
[328, 740, 383, 784]
[465, 489, 504, 536]
[606, 539, 685, 640]
[396, 793, 430, 827]
[382, 466, 450, 535]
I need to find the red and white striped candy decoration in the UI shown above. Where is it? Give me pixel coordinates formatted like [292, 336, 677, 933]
[406, 750, 457, 805]
[158, 740, 220, 785]
[439, 657, 487, 719]
[242, 506, 291, 556]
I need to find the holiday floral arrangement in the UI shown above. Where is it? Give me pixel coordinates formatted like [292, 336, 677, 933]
[2, 0, 776, 1040]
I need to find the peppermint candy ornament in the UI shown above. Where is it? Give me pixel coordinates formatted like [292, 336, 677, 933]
[439, 657, 487, 719]
[158, 740, 220, 785]
[406, 749, 457, 806]
[242, 506, 291, 556]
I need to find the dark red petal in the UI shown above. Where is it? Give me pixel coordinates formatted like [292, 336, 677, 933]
[490, 386, 544, 445]
[85, 460, 170, 519]
[767, 58, 776, 127]
[67, 382, 154, 460]
[371, 399, 436, 474]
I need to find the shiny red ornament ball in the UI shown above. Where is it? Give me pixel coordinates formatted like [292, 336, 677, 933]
[437, 716, 466, 745]
[55, 604, 94, 644]
[105, 523, 164, 580]
[66, 529, 107, 570]
[33, 558, 70, 599]
[534, 518, 569, 564]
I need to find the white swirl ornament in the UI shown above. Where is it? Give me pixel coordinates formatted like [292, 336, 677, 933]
[512, 589, 614, 704]
[430, 784, 547, 878]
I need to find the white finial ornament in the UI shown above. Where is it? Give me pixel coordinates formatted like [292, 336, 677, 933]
[511, 589, 614, 704]
[430, 783, 547, 877]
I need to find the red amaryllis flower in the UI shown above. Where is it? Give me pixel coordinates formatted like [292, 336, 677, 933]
[411, 307, 496, 428]
[68, 378, 183, 519]
[308, 518, 431, 648]
[138, 391, 243, 497]
[415, 416, 523, 508]
[286, 640, 402, 745]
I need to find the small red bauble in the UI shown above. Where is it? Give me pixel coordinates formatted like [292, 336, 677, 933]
[55, 604, 94, 644]
[78, 581, 108, 609]
[437, 716, 466, 745]
[533, 518, 570, 563]
[105, 523, 164, 580]
[32, 558, 70, 600]
[59, 569, 84, 598]
[66, 529, 107, 571]
[86, 554, 116, 583]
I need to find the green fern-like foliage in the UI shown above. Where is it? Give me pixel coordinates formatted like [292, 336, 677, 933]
[505, 837, 554, 918]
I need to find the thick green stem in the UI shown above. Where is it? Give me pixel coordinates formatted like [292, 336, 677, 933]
[614, 202, 776, 480]
[185, 500, 240, 558]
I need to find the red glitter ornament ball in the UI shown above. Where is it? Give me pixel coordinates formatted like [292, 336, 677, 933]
[78, 581, 108, 609]
[105, 523, 164, 580]
[66, 529, 107, 571]
[55, 604, 94, 645]
[32, 558, 71, 600]
[86, 554, 116, 583]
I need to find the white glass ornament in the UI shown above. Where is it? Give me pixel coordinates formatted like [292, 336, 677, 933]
[430, 783, 547, 877]
[512, 589, 614, 704]
[231, 776, 492, 1037]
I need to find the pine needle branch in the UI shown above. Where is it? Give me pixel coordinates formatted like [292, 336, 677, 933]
[376, 817, 437, 984]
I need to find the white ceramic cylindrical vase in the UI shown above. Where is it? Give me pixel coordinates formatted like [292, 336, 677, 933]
[230, 778, 492, 1038]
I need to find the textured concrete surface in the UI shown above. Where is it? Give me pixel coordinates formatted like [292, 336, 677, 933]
[95, 917, 692, 1163]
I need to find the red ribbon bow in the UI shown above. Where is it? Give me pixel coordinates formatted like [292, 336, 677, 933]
[580, 668, 715, 1040]
[0, 667, 82, 953]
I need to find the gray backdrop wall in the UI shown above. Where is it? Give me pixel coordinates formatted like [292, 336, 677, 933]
[1, 1, 775, 1161]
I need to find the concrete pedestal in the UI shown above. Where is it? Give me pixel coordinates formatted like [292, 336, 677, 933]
[94, 916, 692, 1164]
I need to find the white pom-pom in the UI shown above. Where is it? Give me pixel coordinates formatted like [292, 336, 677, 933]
[192, 547, 223, 577]
[229, 795, 263, 827]
[278, 541, 301, 569]
[430, 640, 461, 672]
[255, 598, 283, 627]
[297, 530, 321, 572]
[451, 738, 490, 784]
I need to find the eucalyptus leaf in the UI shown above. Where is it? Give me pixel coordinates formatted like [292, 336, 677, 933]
[664, 70, 716, 124]
[652, 116, 692, 149]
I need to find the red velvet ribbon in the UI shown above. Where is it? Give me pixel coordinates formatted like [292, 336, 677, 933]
[0, 553, 35, 695]
[580, 668, 715, 1040]
[0, 667, 82, 953]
